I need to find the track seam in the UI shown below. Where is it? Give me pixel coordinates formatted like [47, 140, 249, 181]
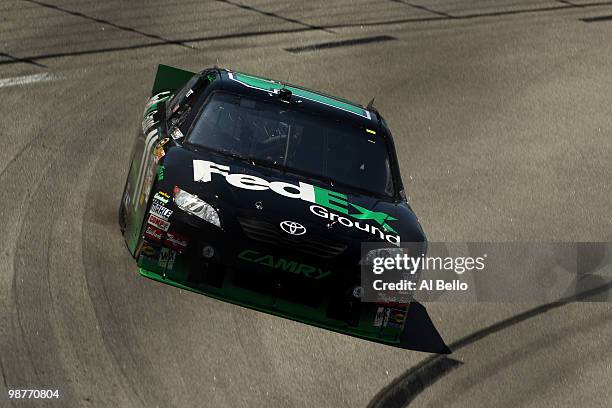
[5, 1, 612, 67]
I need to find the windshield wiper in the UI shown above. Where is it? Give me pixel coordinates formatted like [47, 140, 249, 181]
[184, 143, 250, 162]
[244, 156, 288, 172]
[278, 165, 390, 198]
[213, 148, 251, 162]
[294, 171, 336, 188]
[243, 156, 383, 195]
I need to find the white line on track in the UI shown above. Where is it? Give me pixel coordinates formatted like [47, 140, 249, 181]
[0, 72, 61, 88]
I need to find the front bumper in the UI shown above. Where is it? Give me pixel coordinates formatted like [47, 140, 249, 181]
[135, 213, 449, 353]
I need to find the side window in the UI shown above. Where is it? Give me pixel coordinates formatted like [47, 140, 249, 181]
[378, 116, 400, 197]
[166, 75, 200, 117]
[166, 71, 217, 134]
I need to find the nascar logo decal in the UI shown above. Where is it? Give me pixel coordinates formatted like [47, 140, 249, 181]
[193, 160, 400, 245]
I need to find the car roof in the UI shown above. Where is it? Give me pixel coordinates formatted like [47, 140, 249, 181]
[206, 68, 382, 132]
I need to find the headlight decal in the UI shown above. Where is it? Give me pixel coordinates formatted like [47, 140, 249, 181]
[173, 186, 221, 228]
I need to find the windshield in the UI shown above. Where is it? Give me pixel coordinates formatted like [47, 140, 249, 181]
[187, 92, 395, 197]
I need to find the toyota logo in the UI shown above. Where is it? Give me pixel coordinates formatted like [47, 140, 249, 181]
[280, 221, 306, 236]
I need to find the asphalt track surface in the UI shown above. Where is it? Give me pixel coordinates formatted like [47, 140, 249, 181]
[1, 1, 612, 407]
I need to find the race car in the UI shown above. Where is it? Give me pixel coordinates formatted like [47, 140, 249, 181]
[119, 65, 449, 354]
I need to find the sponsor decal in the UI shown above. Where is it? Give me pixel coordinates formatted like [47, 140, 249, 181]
[153, 138, 169, 163]
[158, 165, 165, 181]
[158, 247, 176, 270]
[309, 205, 397, 245]
[385, 308, 406, 329]
[147, 214, 170, 231]
[170, 128, 183, 140]
[150, 201, 173, 221]
[144, 225, 163, 241]
[165, 231, 188, 250]
[373, 307, 385, 327]
[141, 242, 160, 259]
[154, 191, 170, 204]
[152, 197, 167, 208]
[193, 160, 400, 245]
[238, 249, 332, 280]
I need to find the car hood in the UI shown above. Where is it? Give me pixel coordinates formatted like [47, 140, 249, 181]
[163, 147, 426, 249]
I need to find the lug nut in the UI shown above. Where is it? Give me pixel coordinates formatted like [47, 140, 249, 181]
[202, 245, 215, 259]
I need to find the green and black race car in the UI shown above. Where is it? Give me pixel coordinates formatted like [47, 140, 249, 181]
[119, 65, 449, 354]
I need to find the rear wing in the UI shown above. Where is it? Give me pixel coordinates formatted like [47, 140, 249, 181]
[151, 64, 196, 96]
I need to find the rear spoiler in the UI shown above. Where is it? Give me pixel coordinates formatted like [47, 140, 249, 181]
[151, 64, 196, 96]
[401, 302, 451, 354]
